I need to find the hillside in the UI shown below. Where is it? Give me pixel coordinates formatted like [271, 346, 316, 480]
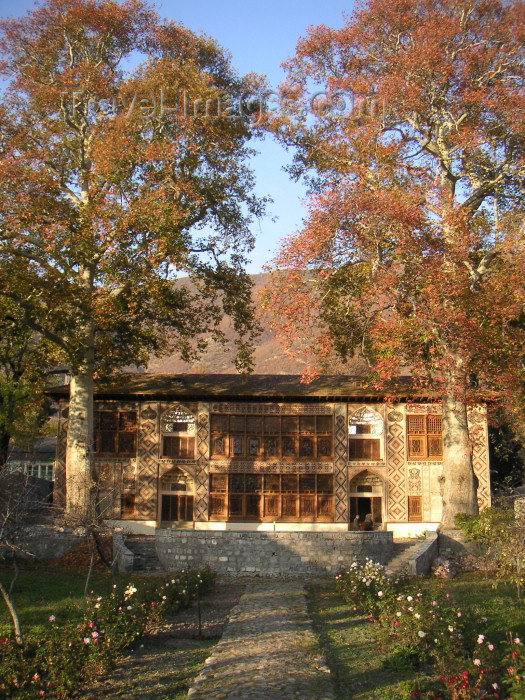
[147, 274, 304, 374]
[147, 273, 362, 375]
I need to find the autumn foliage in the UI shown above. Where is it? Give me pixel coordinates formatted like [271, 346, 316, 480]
[0, 0, 264, 513]
[265, 0, 525, 524]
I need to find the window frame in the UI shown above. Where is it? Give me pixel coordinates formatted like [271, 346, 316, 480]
[407, 414, 443, 460]
[348, 407, 384, 462]
[208, 472, 334, 522]
[210, 413, 333, 461]
[95, 410, 137, 457]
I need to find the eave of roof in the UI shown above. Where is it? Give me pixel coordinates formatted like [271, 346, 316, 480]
[46, 373, 440, 403]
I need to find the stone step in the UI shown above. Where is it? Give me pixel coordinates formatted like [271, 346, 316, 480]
[386, 540, 423, 575]
[124, 536, 164, 573]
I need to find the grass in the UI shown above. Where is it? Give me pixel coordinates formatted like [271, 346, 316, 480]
[306, 573, 525, 700]
[307, 580, 415, 699]
[0, 560, 117, 637]
[0, 560, 217, 698]
[83, 641, 216, 699]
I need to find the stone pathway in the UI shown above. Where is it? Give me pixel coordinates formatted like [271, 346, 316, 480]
[186, 579, 334, 700]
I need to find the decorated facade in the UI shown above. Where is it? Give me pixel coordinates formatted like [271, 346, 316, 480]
[51, 375, 491, 536]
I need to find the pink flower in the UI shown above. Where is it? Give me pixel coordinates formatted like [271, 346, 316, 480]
[477, 635, 485, 644]
[457, 612, 462, 618]
[48, 615, 55, 622]
[514, 637, 521, 644]
[488, 644, 494, 651]
[92, 631, 99, 639]
[83, 637, 91, 645]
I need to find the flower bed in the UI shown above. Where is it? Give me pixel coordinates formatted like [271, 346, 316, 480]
[336, 559, 525, 699]
[0, 566, 215, 698]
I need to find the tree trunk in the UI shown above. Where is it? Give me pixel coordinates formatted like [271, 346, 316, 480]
[0, 431, 10, 470]
[65, 364, 94, 519]
[440, 388, 478, 528]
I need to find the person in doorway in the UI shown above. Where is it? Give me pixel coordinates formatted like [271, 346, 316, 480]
[353, 515, 360, 531]
[364, 513, 374, 531]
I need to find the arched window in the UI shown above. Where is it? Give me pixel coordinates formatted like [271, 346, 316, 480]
[348, 407, 384, 460]
[161, 406, 196, 459]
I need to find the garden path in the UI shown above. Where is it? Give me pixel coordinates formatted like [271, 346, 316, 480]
[83, 577, 334, 700]
[186, 578, 334, 700]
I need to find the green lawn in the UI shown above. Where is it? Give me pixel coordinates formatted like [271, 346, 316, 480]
[306, 574, 525, 700]
[0, 560, 118, 637]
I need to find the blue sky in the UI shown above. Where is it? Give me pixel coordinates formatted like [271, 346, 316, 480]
[0, 0, 354, 272]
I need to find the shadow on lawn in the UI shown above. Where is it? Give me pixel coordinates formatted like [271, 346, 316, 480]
[307, 581, 414, 700]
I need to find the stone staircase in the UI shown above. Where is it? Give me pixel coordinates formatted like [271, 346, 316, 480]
[124, 536, 164, 573]
[385, 539, 424, 575]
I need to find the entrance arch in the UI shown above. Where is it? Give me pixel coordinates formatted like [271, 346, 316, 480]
[348, 470, 386, 530]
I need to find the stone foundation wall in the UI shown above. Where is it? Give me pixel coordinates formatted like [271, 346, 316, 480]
[155, 530, 394, 576]
[1, 525, 84, 561]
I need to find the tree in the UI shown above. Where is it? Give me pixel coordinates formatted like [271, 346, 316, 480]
[265, 0, 525, 526]
[0, 0, 264, 516]
[0, 299, 58, 469]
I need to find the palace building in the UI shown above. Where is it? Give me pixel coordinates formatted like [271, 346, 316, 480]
[50, 374, 491, 537]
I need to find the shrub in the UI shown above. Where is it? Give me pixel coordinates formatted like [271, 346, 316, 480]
[335, 558, 401, 619]
[0, 566, 216, 698]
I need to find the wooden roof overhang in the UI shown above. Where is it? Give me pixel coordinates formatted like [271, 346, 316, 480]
[46, 374, 442, 404]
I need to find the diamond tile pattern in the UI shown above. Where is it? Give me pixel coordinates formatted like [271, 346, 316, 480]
[136, 403, 159, 519]
[333, 405, 348, 522]
[387, 409, 407, 521]
[194, 407, 210, 521]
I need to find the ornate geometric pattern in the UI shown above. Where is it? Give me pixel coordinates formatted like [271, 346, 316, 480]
[136, 402, 160, 519]
[348, 460, 385, 468]
[387, 410, 407, 521]
[348, 406, 384, 433]
[469, 408, 491, 510]
[408, 468, 422, 494]
[210, 462, 333, 474]
[406, 403, 442, 414]
[54, 400, 68, 508]
[194, 404, 210, 521]
[388, 410, 403, 423]
[333, 404, 348, 523]
[210, 402, 334, 415]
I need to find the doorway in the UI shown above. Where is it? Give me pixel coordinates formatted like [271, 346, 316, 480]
[349, 496, 382, 527]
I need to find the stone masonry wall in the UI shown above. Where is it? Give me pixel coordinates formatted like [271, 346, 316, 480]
[155, 530, 394, 576]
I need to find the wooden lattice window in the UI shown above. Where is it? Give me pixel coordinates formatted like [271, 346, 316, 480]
[208, 472, 334, 522]
[210, 414, 333, 460]
[161, 406, 196, 459]
[348, 407, 383, 461]
[95, 410, 137, 456]
[407, 414, 443, 459]
[408, 496, 422, 522]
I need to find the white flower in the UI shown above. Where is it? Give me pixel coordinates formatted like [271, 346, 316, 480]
[477, 634, 485, 644]
[48, 615, 55, 622]
[396, 611, 402, 617]
[473, 658, 481, 666]
[407, 596, 413, 602]
[414, 613, 421, 619]
[127, 605, 132, 610]
[418, 630, 426, 638]
[377, 591, 383, 597]
[514, 637, 522, 645]
[448, 626, 454, 632]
